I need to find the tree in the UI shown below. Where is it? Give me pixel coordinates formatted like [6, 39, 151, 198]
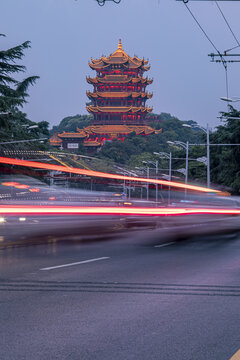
[50, 114, 92, 135]
[0, 34, 40, 143]
[98, 115, 203, 166]
[210, 105, 240, 193]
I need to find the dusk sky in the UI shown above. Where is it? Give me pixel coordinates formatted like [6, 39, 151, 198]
[1, 0, 240, 129]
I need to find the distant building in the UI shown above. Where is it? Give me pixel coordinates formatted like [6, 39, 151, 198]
[50, 40, 161, 152]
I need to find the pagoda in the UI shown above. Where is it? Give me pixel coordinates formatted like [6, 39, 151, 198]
[50, 41, 161, 152]
[86, 39, 153, 127]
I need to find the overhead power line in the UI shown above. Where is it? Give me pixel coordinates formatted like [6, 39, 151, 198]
[215, 1, 240, 51]
[182, 2, 230, 97]
[183, 2, 225, 62]
[208, 4, 240, 66]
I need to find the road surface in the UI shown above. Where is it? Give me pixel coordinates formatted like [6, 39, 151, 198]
[1, 233, 240, 360]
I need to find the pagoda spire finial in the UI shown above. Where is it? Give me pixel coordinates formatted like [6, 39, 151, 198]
[118, 39, 123, 50]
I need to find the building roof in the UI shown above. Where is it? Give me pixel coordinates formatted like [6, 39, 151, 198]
[86, 91, 153, 99]
[79, 125, 161, 136]
[89, 40, 150, 71]
[87, 105, 153, 114]
[86, 75, 153, 85]
[50, 126, 162, 148]
[58, 131, 87, 139]
[49, 132, 62, 145]
[83, 140, 101, 147]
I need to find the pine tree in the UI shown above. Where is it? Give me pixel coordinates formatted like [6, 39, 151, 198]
[0, 34, 39, 130]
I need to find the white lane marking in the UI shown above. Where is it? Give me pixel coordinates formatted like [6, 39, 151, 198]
[154, 242, 175, 248]
[40, 257, 110, 271]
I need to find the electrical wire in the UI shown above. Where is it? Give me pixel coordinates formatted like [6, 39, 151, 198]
[183, 2, 227, 70]
[184, 2, 220, 54]
[183, 2, 228, 97]
[215, 1, 240, 52]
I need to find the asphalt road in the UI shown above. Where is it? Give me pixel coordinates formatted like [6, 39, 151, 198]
[1, 232, 240, 360]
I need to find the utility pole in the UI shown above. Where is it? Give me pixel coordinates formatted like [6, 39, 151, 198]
[156, 160, 158, 203]
[185, 141, 189, 184]
[209, 53, 240, 64]
[147, 167, 149, 201]
[206, 124, 210, 188]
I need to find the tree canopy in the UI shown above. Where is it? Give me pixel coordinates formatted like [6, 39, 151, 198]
[210, 105, 240, 193]
[0, 35, 48, 150]
[50, 114, 92, 135]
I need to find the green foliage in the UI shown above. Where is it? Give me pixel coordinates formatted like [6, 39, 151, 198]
[98, 115, 203, 167]
[0, 37, 39, 114]
[51, 114, 92, 135]
[0, 35, 45, 150]
[210, 106, 240, 193]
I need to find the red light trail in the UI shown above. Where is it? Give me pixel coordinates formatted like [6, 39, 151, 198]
[0, 205, 239, 217]
[0, 156, 220, 194]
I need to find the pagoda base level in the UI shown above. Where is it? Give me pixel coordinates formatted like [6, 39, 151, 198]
[50, 125, 162, 154]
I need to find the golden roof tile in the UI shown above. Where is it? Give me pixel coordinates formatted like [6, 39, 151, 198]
[86, 105, 153, 114]
[58, 131, 87, 139]
[89, 40, 150, 71]
[86, 91, 153, 99]
[83, 140, 101, 147]
[86, 75, 153, 85]
[49, 132, 62, 145]
[82, 125, 157, 136]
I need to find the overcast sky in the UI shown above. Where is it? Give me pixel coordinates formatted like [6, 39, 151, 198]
[1, 0, 240, 128]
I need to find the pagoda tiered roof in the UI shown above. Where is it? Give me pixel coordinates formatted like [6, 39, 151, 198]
[83, 140, 101, 147]
[57, 130, 87, 138]
[86, 105, 153, 114]
[78, 125, 161, 136]
[50, 126, 162, 149]
[86, 75, 153, 85]
[49, 132, 62, 145]
[86, 91, 153, 99]
[89, 40, 150, 71]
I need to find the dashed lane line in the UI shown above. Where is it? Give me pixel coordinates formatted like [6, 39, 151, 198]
[40, 257, 110, 271]
[154, 242, 175, 248]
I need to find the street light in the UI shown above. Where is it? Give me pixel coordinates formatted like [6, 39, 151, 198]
[154, 151, 172, 204]
[142, 160, 158, 176]
[182, 123, 210, 188]
[167, 140, 189, 184]
[154, 151, 172, 181]
[142, 161, 150, 200]
[219, 98, 240, 120]
[28, 125, 39, 129]
[143, 160, 159, 203]
[220, 97, 240, 103]
[115, 166, 138, 199]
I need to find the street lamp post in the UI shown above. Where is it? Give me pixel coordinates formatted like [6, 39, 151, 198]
[206, 124, 210, 188]
[220, 97, 240, 103]
[146, 166, 149, 201]
[154, 152, 172, 181]
[167, 141, 189, 184]
[115, 166, 138, 199]
[183, 123, 210, 187]
[154, 151, 172, 204]
[185, 141, 189, 184]
[143, 160, 158, 202]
